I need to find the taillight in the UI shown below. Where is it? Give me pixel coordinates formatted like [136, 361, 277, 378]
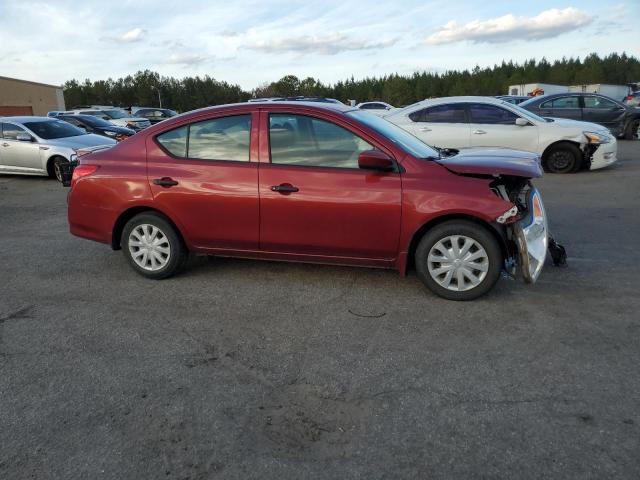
[71, 165, 99, 188]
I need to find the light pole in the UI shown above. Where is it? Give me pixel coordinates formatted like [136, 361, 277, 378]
[151, 85, 162, 108]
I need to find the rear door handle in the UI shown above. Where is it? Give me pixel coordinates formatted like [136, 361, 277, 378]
[419, 127, 432, 132]
[153, 177, 179, 187]
[1, 143, 9, 147]
[473, 130, 487, 135]
[271, 183, 299, 194]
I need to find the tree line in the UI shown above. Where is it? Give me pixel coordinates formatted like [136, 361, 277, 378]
[62, 52, 640, 112]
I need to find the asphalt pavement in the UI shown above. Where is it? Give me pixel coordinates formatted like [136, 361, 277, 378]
[1, 141, 639, 479]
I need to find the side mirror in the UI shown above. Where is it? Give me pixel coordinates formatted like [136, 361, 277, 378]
[16, 133, 33, 142]
[358, 150, 395, 172]
[515, 118, 529, 126]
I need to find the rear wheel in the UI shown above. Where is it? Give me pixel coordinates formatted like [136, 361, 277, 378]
[415, 221, 502, 301]
[47, 156, 68, 181]
[543, 143, 582, 173]
[121, 213, 188, 279]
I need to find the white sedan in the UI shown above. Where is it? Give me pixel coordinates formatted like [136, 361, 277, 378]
[384, 96, 617, 173]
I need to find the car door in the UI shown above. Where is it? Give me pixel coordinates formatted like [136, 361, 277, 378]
[537, 96, 582, 120]
[146, 111, 259, 250]
[403, 104, 470, 149]
[258, 111, 401, 260]
[581, 95, 626, 131]
[468, 104, 539, 152]
[0, 122, 42, 171]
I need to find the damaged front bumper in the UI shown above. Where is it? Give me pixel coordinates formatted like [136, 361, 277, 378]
[512, 188, 548, 283]
[588, 137, 618, 170]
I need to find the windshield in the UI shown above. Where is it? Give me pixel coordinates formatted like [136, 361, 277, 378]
[102, 109, 129, 119]
[23, 120, 85, 139]
[347, 110, 439, 158]
[502, 101, 550, 123]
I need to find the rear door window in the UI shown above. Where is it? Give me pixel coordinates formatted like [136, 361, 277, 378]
[409, 104, 467, 123]
[156, 114, 251, 161]
[540, 97, 580, 109]
[188, 115, 251, 161]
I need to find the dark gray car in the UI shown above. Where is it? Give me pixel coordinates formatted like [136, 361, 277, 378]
[519, 93, 640, 139]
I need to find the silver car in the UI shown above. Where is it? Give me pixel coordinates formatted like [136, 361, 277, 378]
[0, 117, 116, 180]
[61, 107, 152, 131]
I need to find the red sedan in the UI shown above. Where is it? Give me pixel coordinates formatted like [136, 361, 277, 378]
[64, 102, 551, 300]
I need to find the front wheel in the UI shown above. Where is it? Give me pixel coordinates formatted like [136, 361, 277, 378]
[48, 156, 68, 182]
[415, 221, 502, 301]
[121, 213, 188, 279]
[543, 143, 582, 173]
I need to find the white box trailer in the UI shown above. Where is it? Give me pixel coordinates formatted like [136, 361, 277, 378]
[568, 84, 630, 101]
[507, 83, 569, 96]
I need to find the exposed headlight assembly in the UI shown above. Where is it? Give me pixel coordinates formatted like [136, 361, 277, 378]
[583, 131, 610, 144]
[513, 189, 548, 283]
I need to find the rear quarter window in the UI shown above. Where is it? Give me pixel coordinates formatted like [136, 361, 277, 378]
[157, 126, 188, 157]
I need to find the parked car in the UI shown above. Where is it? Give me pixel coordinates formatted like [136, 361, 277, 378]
[356, 101, 395, 110]
[57, 114, 135, 141]
[0, 117, 115, 180]
[61, 101, 556, 300]
[495, 95, 530, 105]
[519, 93, 640, 140]
[63, 106, 151, 131]
[622, 91, 640, 107]
[384, 96, 617, 173]
[355, 101, 397, 117]
[130, 107, 177, 125]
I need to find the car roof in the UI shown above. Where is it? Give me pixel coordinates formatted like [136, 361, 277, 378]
[0, 116, 54, 123]
[185, 101, 355, 116]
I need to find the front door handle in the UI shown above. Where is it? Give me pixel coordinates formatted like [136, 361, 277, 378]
[153, 177, 179, 187]
[419, 127, 432, 132]
[473, 130, 487, 135]
[1, 143, 9, 147]
[271, 183, 299, 194]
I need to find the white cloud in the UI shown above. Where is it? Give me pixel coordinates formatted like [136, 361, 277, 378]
[426, 7, 593, 45]
[119, 28, 147, 43]
[244, 33, 397, 55]
[163, 53, 208, 65]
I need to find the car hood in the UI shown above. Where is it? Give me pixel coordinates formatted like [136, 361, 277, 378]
[45, 134, 117, 149]
[543, 117, 610, 133]
[436, 148, 542, 178]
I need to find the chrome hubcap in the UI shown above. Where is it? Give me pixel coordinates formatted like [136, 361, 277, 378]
[128, 224, 171, 271]
[427, 235, 489, 291]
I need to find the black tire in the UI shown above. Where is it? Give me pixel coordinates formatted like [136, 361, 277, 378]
[414, 220, 502, 301]
[624, 120, 639, 140]
[543, 143, 582, 173]
[121, 212, 188, 279]
[47, 156, 68, 181]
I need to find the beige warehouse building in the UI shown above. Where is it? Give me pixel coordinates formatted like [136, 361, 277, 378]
[0, 76, 65, 116]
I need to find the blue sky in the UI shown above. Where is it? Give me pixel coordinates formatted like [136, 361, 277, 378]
[0, 0, 638, 89]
